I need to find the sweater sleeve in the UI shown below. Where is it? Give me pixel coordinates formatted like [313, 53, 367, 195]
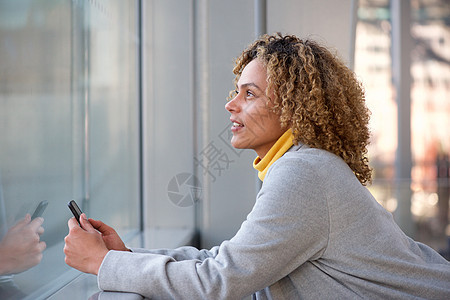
[129, 246, 219, 261]
[97, 156, 330, 299]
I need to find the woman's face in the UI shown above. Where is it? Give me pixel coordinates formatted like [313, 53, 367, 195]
[225, 59, 286, 158]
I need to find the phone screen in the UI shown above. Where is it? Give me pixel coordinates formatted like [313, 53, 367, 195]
[67, 200, 82, 225]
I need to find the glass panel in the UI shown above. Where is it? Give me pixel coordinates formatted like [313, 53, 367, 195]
[0, 0, 140, 298]
[0, 1, 79, 298]
[87, 0, 140, 238]
[355, 0, 450, 255]
[410, 0, 450, 251]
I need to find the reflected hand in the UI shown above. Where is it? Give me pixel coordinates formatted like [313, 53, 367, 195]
[88, 218, 130, 252]
[0, 214, 46, 275]
[64, 214, 109, 275]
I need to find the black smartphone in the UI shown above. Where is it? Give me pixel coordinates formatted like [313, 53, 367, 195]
[67, 200, 83, 225]
[31, 200, 48, 219]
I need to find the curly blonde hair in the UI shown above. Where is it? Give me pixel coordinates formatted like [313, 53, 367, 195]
[231, 33, 372, 185]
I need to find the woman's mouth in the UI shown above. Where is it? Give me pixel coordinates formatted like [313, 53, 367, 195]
[231, 120, 244, 132]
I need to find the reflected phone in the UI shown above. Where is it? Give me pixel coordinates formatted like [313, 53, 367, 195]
[67, 200, 83, 225]
[31, 200, 48, 219]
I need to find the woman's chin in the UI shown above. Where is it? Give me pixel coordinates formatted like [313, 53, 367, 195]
[230, 141, 246, 150]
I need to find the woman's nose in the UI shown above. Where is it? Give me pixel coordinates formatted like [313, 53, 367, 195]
[225, 96, 239, 113]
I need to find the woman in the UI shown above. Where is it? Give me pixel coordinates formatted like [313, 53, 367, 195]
[64, 33, 450, 299]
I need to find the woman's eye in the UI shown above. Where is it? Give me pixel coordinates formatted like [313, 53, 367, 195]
[246, 90, 254, 97]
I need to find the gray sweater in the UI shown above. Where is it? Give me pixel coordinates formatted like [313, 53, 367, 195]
[98, 144, 450, 299]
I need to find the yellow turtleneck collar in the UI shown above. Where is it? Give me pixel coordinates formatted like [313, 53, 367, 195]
[253, 129, 294, 181]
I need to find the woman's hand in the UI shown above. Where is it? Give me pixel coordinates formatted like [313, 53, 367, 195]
[0, 214, 46, 275]
[88, 218, 130, 252]
[64, 214, 109, 275]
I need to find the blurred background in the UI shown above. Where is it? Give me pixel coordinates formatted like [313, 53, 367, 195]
[0, 0, 448, 299]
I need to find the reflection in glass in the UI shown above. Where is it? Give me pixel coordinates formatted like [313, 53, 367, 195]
[0, 0, 140, 298]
